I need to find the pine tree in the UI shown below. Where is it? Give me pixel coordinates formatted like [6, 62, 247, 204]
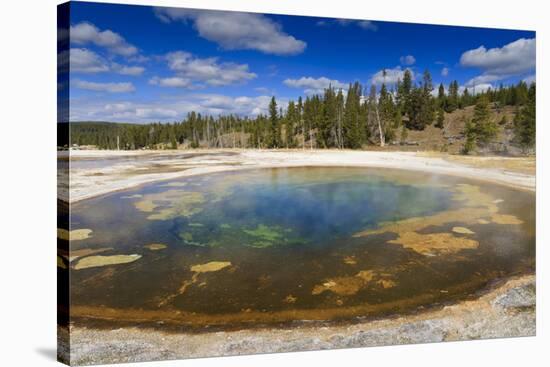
[422, 70, 435, 125]
[169, 128, 177, 149]
[285, 101, 297, 148]
[462, 118, 476, 154]
[437, 83, 446, 109]
[343, 82, 363, 148]
[379, 83, 396, 142]
[514, 83, 536, 151]
[297, 96, 305, 149]
[335, 89, 345, 148]
[397, 69, 413, 114]
[407, 86, 434, 130]
[435, 108, 445, 129]
[472, 95, 497, 145]
[267, 96, 280, 148]
[319, 87, 336, 148]
[447, 80, 459, 112]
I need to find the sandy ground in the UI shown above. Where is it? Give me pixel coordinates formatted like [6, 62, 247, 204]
[60, 149, 535, 203]
[58, 149, 536, 365]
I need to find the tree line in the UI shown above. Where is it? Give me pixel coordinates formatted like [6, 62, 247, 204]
[69, 69, 535, 153]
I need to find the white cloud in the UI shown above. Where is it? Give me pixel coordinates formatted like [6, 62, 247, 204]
[149, 76, 193, 88]
[102, 102, 179, 120]
[65, 48, 145, 76]
[460, 38, 535, 85]
[128, 55, 150, 63]
[459, 83, 493, 95]
[255, 87, 273, 94]
[154, 8, 306, 55]
[356, 21, 378, 31]
[523, 74, 536, 84]
[371, 67, 415, 86]
[155, 51, 256, 87]
[69, 93, 279, 122]
[73, 79, 135, 93]
[69, 48, 109, 73]
[464, 74, 501, 87]
[399, 55, 416, 66]
[196, 94, 285, 116]
[321, 19, 378, 31]
[441, 67, 449, 77]
[70, 22, 138, 56]
[111, 63, 145, 76]
[337, 19, 378, 30]
[460, 38, 535, 75]
[284, 76, 347, 95]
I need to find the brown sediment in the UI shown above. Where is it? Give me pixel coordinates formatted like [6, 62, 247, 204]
[66, 274, 535, 365]
[284, 295, 297, 304]
[377, 279, 397, 289]
[73, 254, 142, 270]
[69, 271, 514, 329]
[158, 261, 232, 307]
[312, 269, 395, 296]
[388, 232, 479, 256]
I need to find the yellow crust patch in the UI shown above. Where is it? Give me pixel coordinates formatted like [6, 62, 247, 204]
[74, 254, 142, 270]
[144, 243, 167, 251]
[284, 294, 297, 304]
[343, 256, 357, 265]
[58, 228, 93, 241]
[491, 214, 524, 225]
[388, 231, 479, 256]
[134, 190, 205, 220]
[158, 261, 232, 307]
[452, 226, 475, 235]
[353, 184, 522, 256]
[312, 269, 395, 296]
[190, 261, 232, 273]
[67, 247, 113, 262]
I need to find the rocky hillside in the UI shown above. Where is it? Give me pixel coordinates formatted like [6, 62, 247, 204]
[386, 104, 521, 155]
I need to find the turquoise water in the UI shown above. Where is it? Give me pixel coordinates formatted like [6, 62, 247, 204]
[66, 167, 535, 329]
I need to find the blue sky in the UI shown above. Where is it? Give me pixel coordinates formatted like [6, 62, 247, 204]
[62, 1, 535, 123]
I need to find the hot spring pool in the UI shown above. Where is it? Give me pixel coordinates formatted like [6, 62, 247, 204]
[62, 167, 535, 330]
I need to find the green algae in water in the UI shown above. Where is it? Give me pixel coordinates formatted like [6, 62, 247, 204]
[68, 167, 535, 329]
